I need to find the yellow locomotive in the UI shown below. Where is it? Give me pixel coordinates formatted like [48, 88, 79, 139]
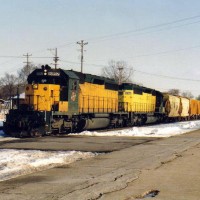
[119, 83, 164, 125]
[4, 65, 120, 137]
[8, 65, 199, 137]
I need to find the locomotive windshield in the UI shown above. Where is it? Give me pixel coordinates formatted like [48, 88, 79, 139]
[27, 68, 68, 86]
[28, 75, 61, 85]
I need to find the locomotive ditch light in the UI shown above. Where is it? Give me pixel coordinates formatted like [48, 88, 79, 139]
[32, 84, 38, 89]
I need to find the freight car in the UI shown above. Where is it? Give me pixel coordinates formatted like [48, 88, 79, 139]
[163, 94, 200, 121]
[163, 93, 181, 121]
[190, 99, 199, 119]
[3, 65, 200, 137]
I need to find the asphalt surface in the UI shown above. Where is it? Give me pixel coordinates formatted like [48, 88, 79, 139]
[0, 135, 160, 152]
[0, 131, 200, 200]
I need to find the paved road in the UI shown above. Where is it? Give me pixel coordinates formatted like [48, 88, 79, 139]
[0, 131, 200, 200]
[0, 135, 159, 152]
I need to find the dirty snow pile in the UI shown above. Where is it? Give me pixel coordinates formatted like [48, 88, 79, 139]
[0, 149, 96, 182]
[0, 121, 199, 182]
[73, 120, 200, 138]
[0, 128, 19, 142]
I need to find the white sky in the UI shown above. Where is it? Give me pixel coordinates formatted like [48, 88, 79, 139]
[0, 0, 200, 96]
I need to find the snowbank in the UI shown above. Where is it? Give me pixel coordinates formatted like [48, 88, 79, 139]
[0, 149, 96, 181]
[72, 120, 200, 138]
[0, 129, 19, 142]
[1, 121, 200, 141]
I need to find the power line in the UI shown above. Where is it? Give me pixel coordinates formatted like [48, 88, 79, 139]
[0, 58, 18, 65]
[60, 59, 104, 67]
[130, 44, 200, 58]
[0, 14, 199, 63]
[84, 42, 200, 64]
[87, 19, 200, 45]
[60, 59, 200, 82]
[85, 14, 200, 43]
[28, 13, 200, 54]
[0, 55, 23, 58]
[134, 70, 200, 82]
[0, 55, 52, 58]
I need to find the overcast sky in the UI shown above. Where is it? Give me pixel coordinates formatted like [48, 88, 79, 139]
[1, 0, 200, 97]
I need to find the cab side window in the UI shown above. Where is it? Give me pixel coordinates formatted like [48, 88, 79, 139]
[72, 81, 77, 90]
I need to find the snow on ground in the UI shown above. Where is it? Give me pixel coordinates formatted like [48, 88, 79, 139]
[71, 120, 200, 138]
[0, 132, 19, 142]
[0, 125, 19, 142]
[0, 120, 200, 182]
[0, 149, 96, 182]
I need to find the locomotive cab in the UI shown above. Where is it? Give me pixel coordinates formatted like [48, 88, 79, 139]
[25, 65, 79, 114]
[4, 65, 80, 137]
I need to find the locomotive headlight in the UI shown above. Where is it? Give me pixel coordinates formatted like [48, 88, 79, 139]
[44, 69, 47, 75]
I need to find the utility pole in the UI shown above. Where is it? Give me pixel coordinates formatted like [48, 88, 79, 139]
[23, 53, 32, 69]
[77, 40, 88, 73]
[48, 48, 59, 69]
[118, 66, 124, 85]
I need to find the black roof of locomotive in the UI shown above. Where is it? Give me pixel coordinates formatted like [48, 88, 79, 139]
[28, 66, 118, 90]
[120, 82, 162, 96]
[71, 70, 119, 90]
[62, 70, 79, 80]
[70, 70, 117, 84]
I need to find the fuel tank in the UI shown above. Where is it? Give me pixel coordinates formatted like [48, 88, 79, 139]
[145, 116, 158, 124]
[79, 118, 110, 130]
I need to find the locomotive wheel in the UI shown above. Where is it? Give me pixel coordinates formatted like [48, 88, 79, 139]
[29, 128, 41, 137]
[59, 124, 68, 134]
[137, 118, 142, 126]
[29, 126, 45, 137]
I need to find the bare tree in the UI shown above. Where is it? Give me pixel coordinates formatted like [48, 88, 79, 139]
[102, 60, 133, 84]
[167, 89, 180, 96]
[181, 91, 194, 98]
[0, 73, 18, 99]
[196, 95, 200, 100]
[18, 64, 37, 85]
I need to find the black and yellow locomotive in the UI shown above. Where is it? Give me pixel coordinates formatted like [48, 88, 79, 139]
[4, 65, 164, 137]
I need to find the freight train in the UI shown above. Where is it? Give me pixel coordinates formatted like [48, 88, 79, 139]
[3, 65, 200, 137]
